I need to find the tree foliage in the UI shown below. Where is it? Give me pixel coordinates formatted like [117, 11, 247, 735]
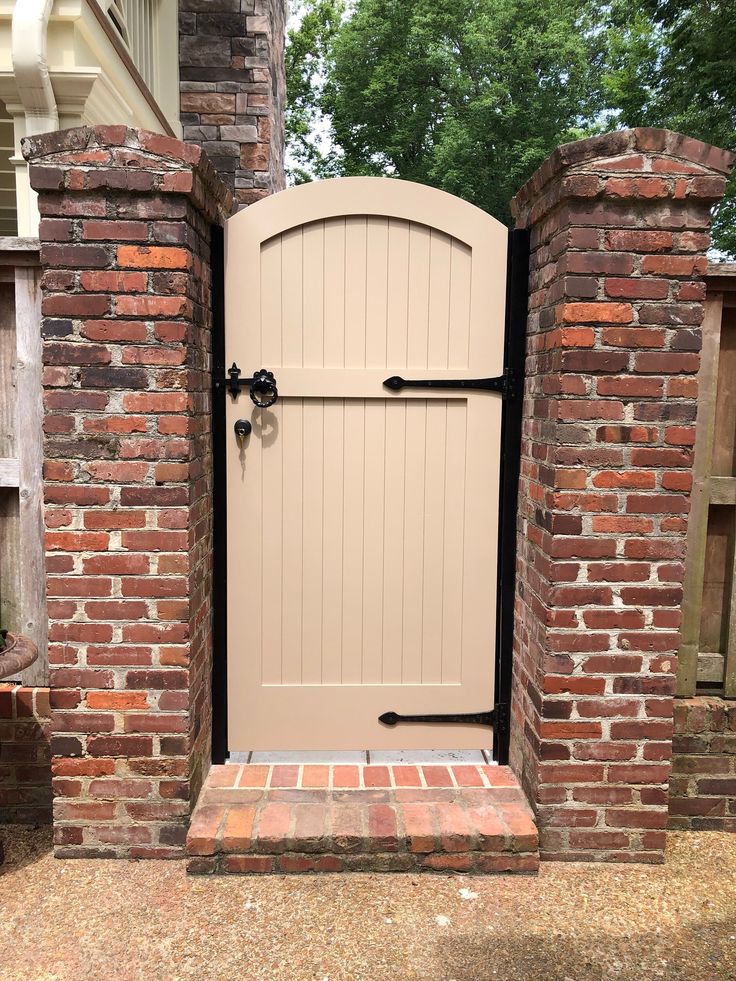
[286, 0, 736, 253]
[600, 0, 736, 254]
[285, 0, 346, 182]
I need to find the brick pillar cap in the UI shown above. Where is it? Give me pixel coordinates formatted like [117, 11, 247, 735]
[22, 125, 234, 223]
[512, 127, 734, 227]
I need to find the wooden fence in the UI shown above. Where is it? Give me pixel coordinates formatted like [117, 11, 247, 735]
[0, 237, 46, 686]
[679, 264, 736, 697]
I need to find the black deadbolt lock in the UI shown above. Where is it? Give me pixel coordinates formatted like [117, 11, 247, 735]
[234, 418, 252, 442]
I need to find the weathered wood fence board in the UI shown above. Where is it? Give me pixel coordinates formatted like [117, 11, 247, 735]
[0, 238, 47, 685]
[679, 265, 736, 697]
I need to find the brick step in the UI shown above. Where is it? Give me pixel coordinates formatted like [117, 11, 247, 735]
[186, 763, 539, 875]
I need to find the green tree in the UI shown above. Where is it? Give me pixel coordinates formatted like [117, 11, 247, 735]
[287, 0, 736, 252]
[600, 0, 736, 254]
[287, 0, 603, 223]
[285, 0, 346, 182]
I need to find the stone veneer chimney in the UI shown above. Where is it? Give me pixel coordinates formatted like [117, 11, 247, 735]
[179, 1, 287, 208]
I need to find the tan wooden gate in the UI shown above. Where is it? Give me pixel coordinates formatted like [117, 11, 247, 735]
[224, 178, 508, 750]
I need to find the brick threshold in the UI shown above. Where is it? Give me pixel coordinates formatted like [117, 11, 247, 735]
[186, 763, 540, 875]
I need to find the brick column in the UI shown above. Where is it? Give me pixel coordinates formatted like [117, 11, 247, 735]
[23, 126, 232, 858]
[510, 128, 734, 863]
[179, 0, 287, 206]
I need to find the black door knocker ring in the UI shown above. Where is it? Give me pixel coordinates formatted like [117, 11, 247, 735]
[226, 363, 279, 408]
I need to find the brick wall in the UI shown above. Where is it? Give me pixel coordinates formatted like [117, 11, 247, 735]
[22, 126, 232, 858]
[0, 685, 51, 824]
[510, 128, 734, 863]
[179, 0, 287, 207]
[669, 697, 736, 830]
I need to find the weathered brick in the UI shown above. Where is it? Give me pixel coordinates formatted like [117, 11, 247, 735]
[24, 125, 233, 860]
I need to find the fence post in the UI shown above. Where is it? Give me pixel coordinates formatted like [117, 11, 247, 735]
[23, 126, 232, 858]
[510, 128, 734, 862]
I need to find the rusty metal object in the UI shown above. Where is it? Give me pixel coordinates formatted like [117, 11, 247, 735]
[0, 633, 38, 680]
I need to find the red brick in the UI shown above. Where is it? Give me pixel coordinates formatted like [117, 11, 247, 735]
[367, 804, 399, 851]
[538, 764, 605, 784]
[606, 176, 668, 198]
[117, 245, 189, 269]
[83, 220, 148, 241]
[641, 255, 707, 276]
[256, 803, 292, 851]
[222, 807, 256, 852]
[301, 765, 329, 788]
[390, 765, 421, 786]
[602, 327, 666, 349]
[557, 302, 633, 324]
[332, 765, 360, 788]
[604, 278, 669, 300]
[363, 766, 391, 788]
[605, 230, 672, 252]
[86, 692, 148, 710]
[421, 766, 454, 788]
[80, 270, 148, 292]
[223, 855, 274, 873]
[403, 804, 436, 853]
[270, 765, 299, 788]
[582, 655, 643, 674]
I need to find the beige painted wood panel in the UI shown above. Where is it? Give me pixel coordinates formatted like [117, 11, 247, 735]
[225, 177, 507, 749]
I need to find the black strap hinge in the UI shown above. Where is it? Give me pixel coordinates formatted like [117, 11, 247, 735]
[378, 703, 508, 729]
[383, 369, 516, 399]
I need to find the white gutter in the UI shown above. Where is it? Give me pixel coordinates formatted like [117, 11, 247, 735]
[12, 0, 59, 135]
[10, 0, 58, 234]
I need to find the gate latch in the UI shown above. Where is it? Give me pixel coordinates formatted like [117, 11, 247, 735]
[227, 363, 279, 408]
[383, 369, 516, 399]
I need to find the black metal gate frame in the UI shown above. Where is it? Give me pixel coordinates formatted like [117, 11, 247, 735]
[208, 223, 529, 765]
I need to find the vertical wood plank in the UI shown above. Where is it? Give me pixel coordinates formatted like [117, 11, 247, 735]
[301, 399, 324, 683]
[401, 399, 427, 683]
[280, 398, 303, 684]
[344, 217, 367, 368]
[679, 293, 724, 695]
[323, 219, 346, 367]
[427, 231, 452, 369]
[15, 264, 46, 685]
[0, 278, 19, 653]
[447, 240, 472, 369]
[361, 400, 385, 682]
[365, 217, 389, 368]
[301, 223, 325, 681]
[406, 223, 430, 369]
[302, 220, 324, 368]
[0, 281, 15, 459]
[280, 228, 303, 366]
[260, 401, 283, 685]
[382, 400, 405, 684]
[712, 309, 736, 476]
[421, 400, 448, 683]
[442, 400, 467, 684]
[321, 400, 344, 683]
[260, 235, 282, 365]
[341, 398, 365, 683]
[724, 508, 736, 698]
[386, 219, 409, 369]
[0, 489, 20, 641]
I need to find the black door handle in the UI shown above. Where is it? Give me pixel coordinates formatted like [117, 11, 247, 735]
[226, 364, 279, 407]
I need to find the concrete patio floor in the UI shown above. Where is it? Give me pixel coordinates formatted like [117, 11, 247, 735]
[1, 827, 735, 981]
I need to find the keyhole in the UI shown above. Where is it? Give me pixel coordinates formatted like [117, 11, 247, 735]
[234, 419, 252, 446]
